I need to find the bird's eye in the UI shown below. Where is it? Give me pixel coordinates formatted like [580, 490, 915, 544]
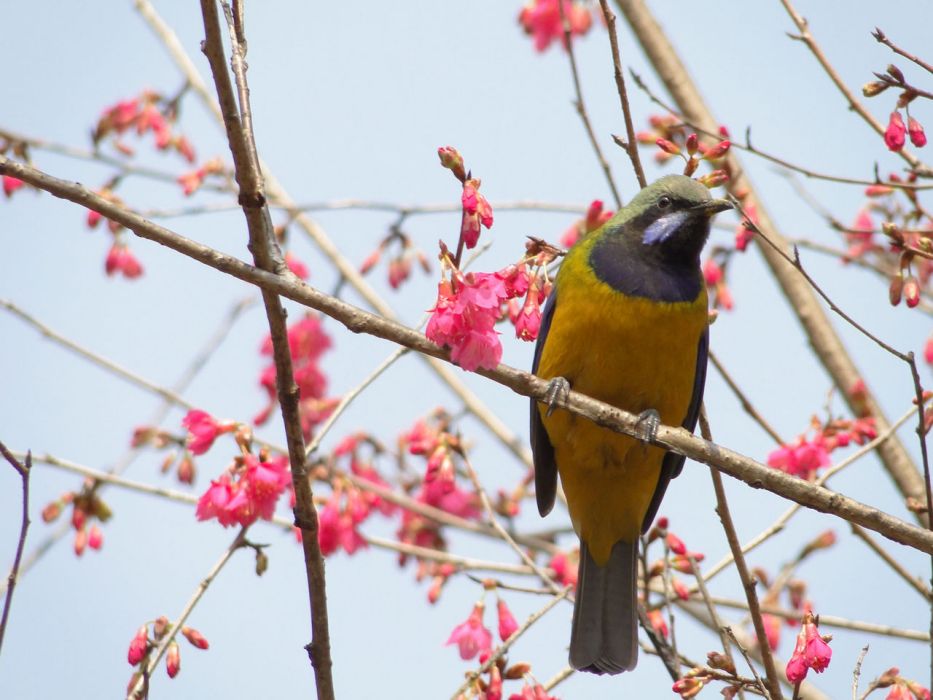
[657, 195, 672, 210]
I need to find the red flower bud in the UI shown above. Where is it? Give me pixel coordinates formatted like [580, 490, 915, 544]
[685, 133, 698, 156]
[165, 641, 181, 678]
[702, 140, 731, 160]
[885, 112, 907, 151]
[182, 626, 210, 650]
[438, 146, 466, 182]
[908, 117, 927, 148]
[656, 138, 681, 155]
[904, 276, 920, 308]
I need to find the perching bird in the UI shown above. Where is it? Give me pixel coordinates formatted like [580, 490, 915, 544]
[531, 174, 731, 674]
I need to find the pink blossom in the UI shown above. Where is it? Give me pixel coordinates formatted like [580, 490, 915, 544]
[460, 179, 494, 249]
[908, 116, 927, 148]
[924, 335, 933, 365]
[244, 455, 291, 520]
[646, 608, 668, 639]
[548, 550, 578, 588]
[762, 613, 782, 650]
[513, 278, 544, 341]
[497, 599, 519, 641]
[195, 476, 239, 527]
[88, 524, 103, 550]
[886, 686, 913, 700]
[885, 111, 907, 151]
[785, 613, 832, 683]
[2, 175, 25, 198]
[446, 602, 493, 660]
[285, 251, 310, 280]
[104, 244, 144, 279]
[518, 0, 593, 52]
[317, 490, 368, 557]
[767, 438, 830, 479]
[182, 409, 223, 456]
[426, 274, 510, 371]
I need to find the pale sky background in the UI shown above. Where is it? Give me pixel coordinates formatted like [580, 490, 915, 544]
[1, 2, 932, 698]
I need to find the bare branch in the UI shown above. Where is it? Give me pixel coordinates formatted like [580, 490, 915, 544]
[0, 443, 30, 656]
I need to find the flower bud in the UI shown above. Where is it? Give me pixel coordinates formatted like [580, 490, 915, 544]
[166, 641, 181, 678]
[703, 140, 731, 160]
[886, 64, 905, 82]
[908, 117, 927, 148]
[182, 626, 210, 650]
[861, 81, 889, 97]
[904, 276, 920, 308]
[438, 146, 466, 182]
[889, 274, 904, 306]
[656, 138, 681, 155]
[685, 133, 699, 155]
[41, 501, 62, 523]
[697, 169, 729, 188]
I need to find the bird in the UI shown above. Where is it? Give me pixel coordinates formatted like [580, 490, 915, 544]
[530, 174, 731, 674]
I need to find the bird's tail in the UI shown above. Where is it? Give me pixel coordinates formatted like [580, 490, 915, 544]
[569, 539, 638, 674]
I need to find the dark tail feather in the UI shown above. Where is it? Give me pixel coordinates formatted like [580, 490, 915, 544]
[569, 540, 638, 674]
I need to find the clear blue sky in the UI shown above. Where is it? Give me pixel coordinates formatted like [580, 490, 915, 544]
[1, 2, 931, 698]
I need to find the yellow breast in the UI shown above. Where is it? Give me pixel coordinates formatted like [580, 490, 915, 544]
[536, 235, 707, 564]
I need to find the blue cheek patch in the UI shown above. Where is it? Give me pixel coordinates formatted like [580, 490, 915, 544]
[642, 210, 690, 245]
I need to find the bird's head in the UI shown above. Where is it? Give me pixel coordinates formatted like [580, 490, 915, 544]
[622, 174, 732, 262]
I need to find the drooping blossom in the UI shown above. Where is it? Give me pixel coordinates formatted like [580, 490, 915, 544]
[844, 209, 876, 261]
[497, 598, 519, 641]
[460, 178, 494, 249]
[508, 683, 559, 700]
[908, 116, 927, 148]
[182, 409, 225, 455]
[105, 243, 144, 279]
[518, 0, 594, 53]
[446, 602, 493, 660]
[127, 626, 149, 665]
[255, 314, 334, 438]
[165, 641, 181, 678]
[195, 456, 291, 528]
[317, 487, 369, 557]
[785, 612, 832, 683]
[885, 111, 907, 151]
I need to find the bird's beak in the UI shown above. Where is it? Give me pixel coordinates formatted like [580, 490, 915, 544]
[693, 199, 733, 216]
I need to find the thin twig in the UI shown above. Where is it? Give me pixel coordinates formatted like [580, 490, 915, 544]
[700, 409, 783, 699]
[558, 0, 621, 207]
[709, 351, 785, 444]
[598, 0, 646, 188]
[872, 28, 933, 75]
[850, 523, 931, 599]
[305, 346, 408, 457]
[127, 528, 246, 699]
[778, 0, 930, 176]
[0, 444, 30, 656]
[852, 645, 869, 700]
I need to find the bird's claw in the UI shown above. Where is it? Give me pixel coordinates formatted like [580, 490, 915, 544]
[545, 377, 571, 417]
[635, 409, 661, 443]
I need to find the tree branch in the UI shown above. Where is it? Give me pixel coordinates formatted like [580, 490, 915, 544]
[0, 443, 30, 657]
[3, 155, 933, 556]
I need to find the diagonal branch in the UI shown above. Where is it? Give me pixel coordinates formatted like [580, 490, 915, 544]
[4, 154, 933, 556]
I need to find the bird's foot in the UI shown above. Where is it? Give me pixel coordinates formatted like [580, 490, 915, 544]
[634, 409, 661, 443]
[545, 377, 571, 417]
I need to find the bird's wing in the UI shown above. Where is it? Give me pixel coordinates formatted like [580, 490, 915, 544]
[530, 290, 559, 517]
[640, 325, 708, 532]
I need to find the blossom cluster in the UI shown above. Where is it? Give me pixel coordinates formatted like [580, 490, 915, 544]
[359, 226, 431, 290]
[767, 408, 877, 480]
[92, 90, 195, 163]
[40, 483, 110, 556]
[642, 517, 706, 640]
[863, 63, 927, 151]
[254, 313, 338, 439]
[125, 616, 209, 694]
[314, 433, 398, 556]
